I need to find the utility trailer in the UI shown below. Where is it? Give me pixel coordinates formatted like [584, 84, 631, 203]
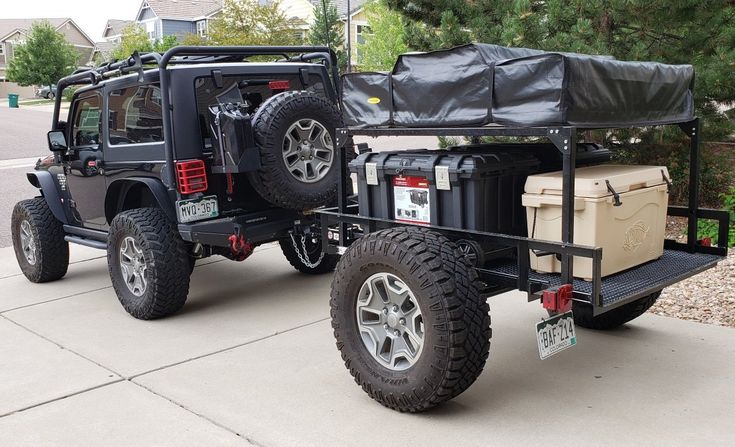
[319, 120, 729, 412]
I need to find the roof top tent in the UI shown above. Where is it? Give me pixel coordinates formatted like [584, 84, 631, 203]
[322, 43, 728, 317]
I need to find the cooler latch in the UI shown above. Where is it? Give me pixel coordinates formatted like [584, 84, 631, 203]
[661, 169, 672, 194]
[605, 180, 622, 207]
[365, 162, 378, 185]
[435, 165, 450, 190]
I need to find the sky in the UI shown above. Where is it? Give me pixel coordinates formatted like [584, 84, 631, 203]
[1, 0, 143, 41]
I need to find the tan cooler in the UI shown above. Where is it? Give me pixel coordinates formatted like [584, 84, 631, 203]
[523, 165, 670, 280]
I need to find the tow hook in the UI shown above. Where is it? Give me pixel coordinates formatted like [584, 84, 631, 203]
[228, 226, 254, 261]
[542, 284, 573, 313]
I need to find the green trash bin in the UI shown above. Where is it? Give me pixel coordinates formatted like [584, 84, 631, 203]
[8, 94, 19, 108]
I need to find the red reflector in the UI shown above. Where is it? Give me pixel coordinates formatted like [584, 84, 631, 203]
[701, 237, 712, 247]
[269, 80, 290, 90]
[176, 160, 208, 194]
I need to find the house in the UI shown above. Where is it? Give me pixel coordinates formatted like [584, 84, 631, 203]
[102, 19, 134, 44]
[0, 18, 96, 98]
[281, 0, 370, 67]
[134, 0, 224, 42]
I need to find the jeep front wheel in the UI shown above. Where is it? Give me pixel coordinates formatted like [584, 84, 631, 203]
[331, 227, 491, 412]
[11, 198, 69, 283]
[107, 208, 191, 320]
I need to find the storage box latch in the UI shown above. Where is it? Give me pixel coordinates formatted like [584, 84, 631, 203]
[365, 162, 379, 186]
[435, 165, 451, 191]
[605, 180, 622, 206]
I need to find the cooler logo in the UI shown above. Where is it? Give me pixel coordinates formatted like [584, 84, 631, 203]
[367, 97, 381, 104]
[623, 221, 650, 252]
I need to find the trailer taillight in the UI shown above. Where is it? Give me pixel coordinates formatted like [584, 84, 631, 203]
[176, 160, 208, 194]
[269, 80, 290, 90]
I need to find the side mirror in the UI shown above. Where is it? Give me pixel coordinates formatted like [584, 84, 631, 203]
[47, 130, 68, 152]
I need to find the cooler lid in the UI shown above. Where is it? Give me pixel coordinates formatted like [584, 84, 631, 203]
[524, 165, 670, 198]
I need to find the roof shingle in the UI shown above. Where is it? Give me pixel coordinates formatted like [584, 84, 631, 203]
[141, 0, 224, 21]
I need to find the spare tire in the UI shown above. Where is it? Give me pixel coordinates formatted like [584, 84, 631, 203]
[248, 91, 347, 210]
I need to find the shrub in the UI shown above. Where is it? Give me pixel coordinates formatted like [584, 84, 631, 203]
[698, 186, 735, 248]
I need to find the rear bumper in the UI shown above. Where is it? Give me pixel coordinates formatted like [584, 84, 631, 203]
[178, 208, 304, 247]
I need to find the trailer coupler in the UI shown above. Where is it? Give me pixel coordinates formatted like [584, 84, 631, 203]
[542, 284, 573, 313]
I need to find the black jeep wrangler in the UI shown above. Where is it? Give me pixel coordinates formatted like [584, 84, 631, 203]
[10, 46, 353, 320]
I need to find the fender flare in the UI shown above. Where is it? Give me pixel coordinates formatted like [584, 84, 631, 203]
[105, 177, 176, 223]
[26, 171, 69, 224]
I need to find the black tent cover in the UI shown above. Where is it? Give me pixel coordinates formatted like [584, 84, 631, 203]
[341, 44, 694, 128]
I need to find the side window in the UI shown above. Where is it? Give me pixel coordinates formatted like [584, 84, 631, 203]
[108, 84, 163, 145]
[71, 94, 101, 146]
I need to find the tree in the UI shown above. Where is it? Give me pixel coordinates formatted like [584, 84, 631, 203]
[111, 24, 178, 61]
[308, 0, 347, 70]
[387, 1, 735, 126]
[386, 0, 735, 205]
[359, 0, 409, 71]
[207, 0, 301, 46]
[6, 21, 78, 87]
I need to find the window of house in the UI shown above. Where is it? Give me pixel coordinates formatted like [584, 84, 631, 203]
[356, 25, 372, 45]
[0, 44, 4, 55]
[145, 21, 156, 40]
[108, 84, 163, 145]
[72, 94, 102, 146]
[355, 25, 373, 64]
[196, 20, 207, 37]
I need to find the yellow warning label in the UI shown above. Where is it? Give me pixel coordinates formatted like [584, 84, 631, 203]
[367, 97, 381, 104]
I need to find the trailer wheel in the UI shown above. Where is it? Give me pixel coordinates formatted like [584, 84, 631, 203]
[572, 290, 662, 330]
[331, 227, 491, 412]
[11, 198, 69, 283]
[249, 91, 350, 210]
[279, 233, 337, 274]
[108, 208, 191, 320]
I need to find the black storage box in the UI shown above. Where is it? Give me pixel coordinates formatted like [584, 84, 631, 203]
[207, 104, 260, 174]
[350, 149, 540, 235]
[446, 142, 612, 172]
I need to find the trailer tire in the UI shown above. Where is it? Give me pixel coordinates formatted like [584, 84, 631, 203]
[573, 290, 662, 330]
[108, 208, 191, 320]
[11, 198, 69, 283]
[279, 234, 338, 274]
[248, 91, 348, 210]
[331, 227, 491, 412]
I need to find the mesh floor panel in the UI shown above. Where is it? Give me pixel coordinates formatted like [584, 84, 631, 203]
[487, 250, 723, 306]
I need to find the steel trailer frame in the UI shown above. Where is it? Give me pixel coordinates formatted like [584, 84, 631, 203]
[319, 119, 729, 316]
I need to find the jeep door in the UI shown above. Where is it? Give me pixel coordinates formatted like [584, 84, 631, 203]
[103, 82, 165, 193]
[65, 90, 108, 230]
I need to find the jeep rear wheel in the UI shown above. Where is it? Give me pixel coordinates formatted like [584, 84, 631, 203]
[248, 91, 348, 210]
[11, 198, 69, 283]
[279, 232, 337, 274]
[330, 227, 491, 412]
[108, 208, 190, 320]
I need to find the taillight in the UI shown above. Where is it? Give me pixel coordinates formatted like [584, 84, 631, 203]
[269, 80, 290, 90]
[176, 160, 208, 194]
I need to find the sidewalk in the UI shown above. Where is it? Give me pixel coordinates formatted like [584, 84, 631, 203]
[1, 244, 734, 446]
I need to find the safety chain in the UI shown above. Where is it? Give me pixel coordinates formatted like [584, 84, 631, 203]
[289, 232, 324, 269]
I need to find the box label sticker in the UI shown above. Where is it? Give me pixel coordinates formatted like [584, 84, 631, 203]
[393, 176, 430, 224]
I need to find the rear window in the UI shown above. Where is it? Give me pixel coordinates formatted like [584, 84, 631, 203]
[194, 73, 328, 149]
[108, 84, 163, 145]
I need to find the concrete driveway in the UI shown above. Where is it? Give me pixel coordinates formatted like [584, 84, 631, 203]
[1, 243, 734, 446]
